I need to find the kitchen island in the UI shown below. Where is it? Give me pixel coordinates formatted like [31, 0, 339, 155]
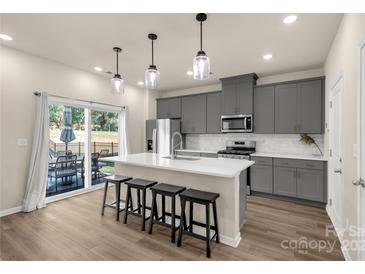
[101, 153, 254, 247]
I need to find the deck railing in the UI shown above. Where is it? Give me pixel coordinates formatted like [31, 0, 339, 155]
[49, 140, 119, 157]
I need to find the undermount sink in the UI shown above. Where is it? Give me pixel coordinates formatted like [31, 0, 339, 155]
[162, 156, 201, 161]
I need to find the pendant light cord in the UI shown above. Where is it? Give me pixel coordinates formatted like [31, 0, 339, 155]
[151, 39, 154, 66]
[200, 21, 203, 51]
[116, 51, 119, 74]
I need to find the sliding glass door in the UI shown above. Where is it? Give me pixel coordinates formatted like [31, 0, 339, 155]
[47, 98, 121, 197]
[90, 110, 119, 185]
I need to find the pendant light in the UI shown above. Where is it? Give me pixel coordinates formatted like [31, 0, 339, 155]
[145, 33, 160, 89]
[111, 47, 124, 94]
[193, 13, 210, 80]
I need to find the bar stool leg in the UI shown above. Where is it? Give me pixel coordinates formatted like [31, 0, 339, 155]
[212, 201, 220, 243]
[171, 195, 176, 243]
[101, 181, 109, 216]
[124, 185, 131, 224]
[177, 198, 186, 247]
[189, 201, 194, 232]
[137, 189, 141, 214]
[141, 189, 147, 231]
[129, 187, 134, 211]
[161, 195, 166, 223]
[115, 183, 121, 221]
[205, 204, 211, 258]
[148, 190, 157, 234]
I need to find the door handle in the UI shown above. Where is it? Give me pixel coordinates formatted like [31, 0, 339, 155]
[334, 169, 342, 174]
[352, 178, 365, 188]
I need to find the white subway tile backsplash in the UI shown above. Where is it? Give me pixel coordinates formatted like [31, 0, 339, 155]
[185, 133, 324, 156]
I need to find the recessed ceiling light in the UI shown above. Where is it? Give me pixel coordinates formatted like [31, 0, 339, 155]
[283, 15, 298, 24]
[137, 81, 144, 86]
[263, 53, 273, 60]
[0, 33, 13, 41]
[94, 66, 103, 72]
[186, 70, 193, 76]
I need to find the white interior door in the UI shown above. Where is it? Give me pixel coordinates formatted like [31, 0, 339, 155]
[330, 76, 344, 230]
[356, 43, 365, 261]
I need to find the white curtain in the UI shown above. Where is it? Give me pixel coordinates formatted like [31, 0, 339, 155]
[23, 92, 49, 212]
[119, 107, 129, 157]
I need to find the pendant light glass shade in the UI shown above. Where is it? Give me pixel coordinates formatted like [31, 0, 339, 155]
[111, 74, 124, 94]
[193, 51, 210, 80]
[145, 65, 160, 89]
[145, 33, 160, 89]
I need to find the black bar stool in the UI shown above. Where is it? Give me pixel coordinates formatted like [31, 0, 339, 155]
[177, 188, 220, 258]
[101, 175, 133, 221]
[148, 183, 186, 243]
[124, 178, 158, 231]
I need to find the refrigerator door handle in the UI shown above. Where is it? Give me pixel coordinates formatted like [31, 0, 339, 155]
[152, 128, 157, 153]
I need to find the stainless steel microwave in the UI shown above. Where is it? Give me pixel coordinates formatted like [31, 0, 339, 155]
[221, 114, 253, 133]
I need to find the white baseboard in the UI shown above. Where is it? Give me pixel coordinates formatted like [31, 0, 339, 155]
[326, 204, 352, 261]
[0, 205, 22, 218]
[220, 233, 241, 248]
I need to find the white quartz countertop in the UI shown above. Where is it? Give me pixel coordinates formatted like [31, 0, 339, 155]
[251, 152, 327, 161]
[175, 149, 219, 154]
[101, 153, 254, 178]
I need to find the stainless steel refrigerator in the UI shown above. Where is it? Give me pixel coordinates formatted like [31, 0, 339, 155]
[145, 119, 181, 156]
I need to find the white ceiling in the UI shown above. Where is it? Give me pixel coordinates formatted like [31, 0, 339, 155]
[1, 13, 342, 91]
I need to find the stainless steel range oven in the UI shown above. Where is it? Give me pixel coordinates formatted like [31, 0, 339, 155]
[221, 114, 253, 133]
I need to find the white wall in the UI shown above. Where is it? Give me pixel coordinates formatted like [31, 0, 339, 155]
[159, 68, 324, 98]
[0, 46, 147, 211]
[324, 14, 365, 260]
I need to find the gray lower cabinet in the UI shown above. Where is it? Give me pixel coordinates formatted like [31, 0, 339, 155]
[253, 85, 275, 133]
[273, 166, 297, 197]
[296, 168, 324, 202]
[206, 92, 222, 133]
[156, 97, 181, 119]
[181, 94, 207, 133]
[250, 164, 273, 193]
[176, 151, 218, 158]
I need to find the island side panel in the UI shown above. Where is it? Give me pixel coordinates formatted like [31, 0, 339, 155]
[114, 163, 242, 247]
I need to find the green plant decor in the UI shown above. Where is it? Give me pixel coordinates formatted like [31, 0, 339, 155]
[299, 134, 323, 156]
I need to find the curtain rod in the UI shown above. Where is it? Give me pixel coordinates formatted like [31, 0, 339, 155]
[33, 92, 126, 110]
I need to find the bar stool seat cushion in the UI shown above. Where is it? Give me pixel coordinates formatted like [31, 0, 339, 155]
[180, 189, 219, 203]
[105, 175, 132, 183]
[125, 178, 157, 188]
[150, 183, 186, 195]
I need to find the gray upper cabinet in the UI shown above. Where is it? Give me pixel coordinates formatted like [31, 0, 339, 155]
[221, 74, 257, 115]
[254, 85, 275, 133]
[206, 92, 222, 133]
[275, 83, 298, 133]
[273, 166, 297, 197]
[222, 82, 237, 115]
[156, 97, 181, 119]
[237, 81, 254, 114]
[297, 80, 323, 133]
[273, 78, 324, 134]
[181, 94, 207, 134]
[297, 168, 324, 202]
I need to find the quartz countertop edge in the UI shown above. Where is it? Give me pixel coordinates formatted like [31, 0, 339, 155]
[251, 152, 327, 161]
[101, 153, 254, 178]
[175, 149, 219, 154]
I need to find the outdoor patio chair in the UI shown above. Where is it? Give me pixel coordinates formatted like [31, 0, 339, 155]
[91, 152, 101, 179]
[57, 150, 73, 157]
[98, 149, 109, 168]
[48, 155, 78, 193]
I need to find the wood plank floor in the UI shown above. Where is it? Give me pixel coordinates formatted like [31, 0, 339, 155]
[0, 188, 344, 260]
